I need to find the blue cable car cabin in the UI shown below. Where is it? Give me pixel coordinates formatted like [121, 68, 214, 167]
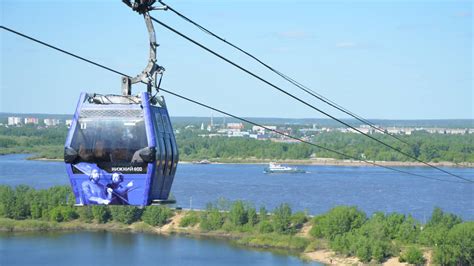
[63, 0, 179, 206]
[64, 92, 178, 206]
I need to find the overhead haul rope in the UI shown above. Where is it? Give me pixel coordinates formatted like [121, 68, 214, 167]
[1, 25, 471, 184]
[148, 18, 472, 183]
[158, 0, 411, 146]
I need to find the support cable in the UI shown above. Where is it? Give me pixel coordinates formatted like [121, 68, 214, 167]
[148, 18, 471, 183]
[159, 87, 467, 184]
[1, 25, 471, 184]
[158, 0, 410, 146]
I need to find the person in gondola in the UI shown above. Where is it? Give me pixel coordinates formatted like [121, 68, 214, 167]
[93, 140, 112, 162]
[81, 168, 111, 205]
[111, 140, 129, 162]
[107, 172, 134, 205]
[78, 143, 93, 162]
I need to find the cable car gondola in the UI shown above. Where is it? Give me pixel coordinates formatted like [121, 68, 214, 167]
[64, 0, 178, 206]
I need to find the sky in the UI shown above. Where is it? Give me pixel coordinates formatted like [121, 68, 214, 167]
[1, 0, 472, 120]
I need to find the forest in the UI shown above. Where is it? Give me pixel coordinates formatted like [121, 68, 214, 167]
[1, 125, 473, 163]
[0, 185, 472, 265]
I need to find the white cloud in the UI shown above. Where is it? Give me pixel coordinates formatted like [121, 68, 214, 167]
[336, 41, 358, 48]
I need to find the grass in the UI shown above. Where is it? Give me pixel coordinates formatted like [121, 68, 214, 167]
[0, 145, 63, 159]
[0, 218, 58, 232]
[237, 233, 310, 251]
[179, 211, 200, 227]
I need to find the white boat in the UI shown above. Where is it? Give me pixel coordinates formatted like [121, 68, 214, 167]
[193, 159, 211, 164]
[263, 162, 306, 174]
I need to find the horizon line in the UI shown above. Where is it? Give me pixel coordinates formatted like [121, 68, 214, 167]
[0, 111, 473, 122]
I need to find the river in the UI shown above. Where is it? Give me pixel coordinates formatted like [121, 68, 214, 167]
[0, 154, 473, 265]
[0, 154, 472, 220]
[0, 231, 320, 266]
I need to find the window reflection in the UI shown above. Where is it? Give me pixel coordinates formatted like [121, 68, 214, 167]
[72, 117, 147, 165]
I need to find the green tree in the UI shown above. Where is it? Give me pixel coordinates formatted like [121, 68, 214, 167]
[200, 206, 224, 231]
[49, 206, 64, 222]
[400, 246, 425, 265]
[142, 206, 172, 226]
[77, 206, 94, 223]
[434, 222, 474, 265]
[91, 206, 110, 223]
[179, 211, 200, 227]
[49, 206, 77, 222]
[0, 185, 15, 218]
[310, 206, 366, 240]
[110, 206, 142, 224]
[229, 201, 248, 226]
[272, 203, 292, 234]
[396, 215, 420, 243]
[258, 220, 274, 233]
[259, 206, 268, 221]
[355, 237, 371, 263]
[291, 211, 308, 230]
[247, 206, 258, 226]
[12, 185, 33, 220]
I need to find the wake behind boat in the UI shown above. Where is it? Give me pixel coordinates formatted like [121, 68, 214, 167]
[263, 162, 306, 174]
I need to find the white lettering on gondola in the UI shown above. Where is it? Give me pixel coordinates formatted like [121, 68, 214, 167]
[111, 166, 143, 172]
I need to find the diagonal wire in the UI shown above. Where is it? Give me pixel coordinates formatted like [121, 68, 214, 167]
[159, 87, 468, 184]
[149, 18, 472, 183]
[1, 25, 471, 184]
[158, 0, 410, 146]
[0, 26, 129, 77]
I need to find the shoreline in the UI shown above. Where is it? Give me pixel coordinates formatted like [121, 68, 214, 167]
[25, 156, 474, 168]
[0, 216, 320, 263]
[0, 219, 359, 265]
[0, 213, 434, 266]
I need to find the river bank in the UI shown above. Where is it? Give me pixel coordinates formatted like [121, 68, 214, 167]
[2, 181, 470, 266]
[0, 210, 436, 266]
[0, 215, 325, 263]
[24, 155, 474, 168]
[201, 157, 473, 168]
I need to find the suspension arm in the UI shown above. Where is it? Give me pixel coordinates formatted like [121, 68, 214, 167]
[122, 0, 167, 95]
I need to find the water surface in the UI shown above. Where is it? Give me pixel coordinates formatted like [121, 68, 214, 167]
[0, 231, 320, 266]
[0, 154, 473, 220]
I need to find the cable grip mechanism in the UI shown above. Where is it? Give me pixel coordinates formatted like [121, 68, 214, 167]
[122, 0, 168, 96]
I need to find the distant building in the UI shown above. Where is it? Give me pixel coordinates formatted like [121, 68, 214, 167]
[44, 118, 60, 126]
[251, 134, 270, 140]
[7, 117, 22, 126]
[65, 119, 73, 128]
[348, 127, 373, 134]
[24, 117, 39, 125]
[227, 123, 244, 130]
[445, 128, 467, 135]
[228, 131, 249, 138]
[249, 133, 258, 139]
[251, 125, 277, 135]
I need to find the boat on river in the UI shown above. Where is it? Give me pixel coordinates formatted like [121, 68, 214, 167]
[193, 159, 211, 164]
[263, 162, 306, 174]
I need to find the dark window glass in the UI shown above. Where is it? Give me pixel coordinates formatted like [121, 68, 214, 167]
[71, 116, 148, 173]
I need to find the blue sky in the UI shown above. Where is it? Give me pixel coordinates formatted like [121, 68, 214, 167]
[1, 0, 472, 119]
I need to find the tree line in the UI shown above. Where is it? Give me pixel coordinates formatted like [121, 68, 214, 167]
[177, 130, 474, 163]
[0, 185, 472, 265]
[0, 126, 473, 162]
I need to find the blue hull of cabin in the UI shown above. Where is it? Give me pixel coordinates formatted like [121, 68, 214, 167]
[64, 92, 179, 206]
